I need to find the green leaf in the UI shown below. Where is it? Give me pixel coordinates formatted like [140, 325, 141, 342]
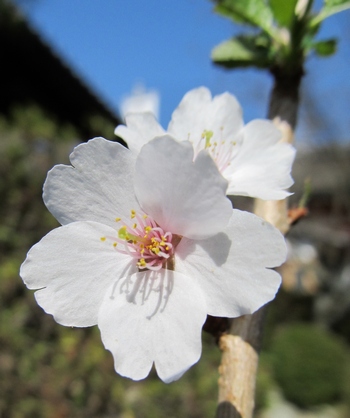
[211, 34, 272, 69]
[313, 38, 337, 56]
[214, 0, 275, 36]
[325, 0, 349, 6]
[269, 0, 299, 27]
[310, 0, 350, 26]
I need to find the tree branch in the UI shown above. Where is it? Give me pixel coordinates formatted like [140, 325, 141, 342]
[215, 68, 302, 418]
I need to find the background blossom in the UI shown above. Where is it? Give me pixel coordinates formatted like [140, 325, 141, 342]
[115, 86, 295, 200]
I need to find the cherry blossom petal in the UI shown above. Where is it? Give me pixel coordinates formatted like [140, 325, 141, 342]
[134, 136, 232, 240]
[114, 87, 295, 201]
[223, 120, 296, 200]
[43, 137, 139, 228]
[20, 221, 136, 327]
[175, 209, 286, 317]
[168, 87, 243, 148]
[98, 269, 207, 383]
[115, 112, 165, 154]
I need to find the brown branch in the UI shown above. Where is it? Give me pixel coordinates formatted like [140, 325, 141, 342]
[287, 206, 309, 226]
[216, 308, 266, 418]
[215, 104, 299, 417]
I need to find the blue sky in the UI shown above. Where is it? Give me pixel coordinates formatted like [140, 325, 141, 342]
[14, 0, 350, 145]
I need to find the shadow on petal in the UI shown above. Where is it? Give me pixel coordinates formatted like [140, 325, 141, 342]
[197, 232, 231, 266]
[107, 269, 175, 320]
[98, 268, 206, 382]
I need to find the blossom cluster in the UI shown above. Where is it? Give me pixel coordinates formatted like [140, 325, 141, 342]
[20, 87, 294, 383]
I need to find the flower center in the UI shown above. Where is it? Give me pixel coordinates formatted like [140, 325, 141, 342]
[202, 129, 238, 173]
[101, 210, 177, 271]
[191, 128, 238, 173]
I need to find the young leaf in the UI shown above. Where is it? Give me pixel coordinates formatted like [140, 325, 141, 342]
[313, 39, 337, 56]
[310, 0, 350, 26]
[214, 0, 275, 36]
[211, 35, 272, 69]
[325, 0, 349, 6]
[269, 0, 299, 28]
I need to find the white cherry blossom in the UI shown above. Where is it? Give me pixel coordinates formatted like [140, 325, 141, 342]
[20, 136, 286, 383]
[115, 86, 295, 200]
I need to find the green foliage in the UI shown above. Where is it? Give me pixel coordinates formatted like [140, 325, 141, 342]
[214, 0, 275, 36]
[212, 0, 347, 72]
[270, 323, 350, 408]
[326, 0, 349, 4]
[313, 38, 337, 56]
[310, 0, 350, 26]
[269, 0, 299, 27]
[0, 106, 77, 257]
[211, 34, 272, 69]
[85, 114, 117, 140]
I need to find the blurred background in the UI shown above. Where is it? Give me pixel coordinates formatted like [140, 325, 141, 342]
[0, 0, 350, 417]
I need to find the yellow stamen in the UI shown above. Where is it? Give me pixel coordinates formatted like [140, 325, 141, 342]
[115, 217, 121, 222]
[131, 209, 136, 219]
[202, 130, 214, 148]
[137, 258, 146, 268]
[118, 226, 129, 240]
[144, 226, 152, 237]
[118, 226, 147, 244]
[100, 237, 106, 242]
